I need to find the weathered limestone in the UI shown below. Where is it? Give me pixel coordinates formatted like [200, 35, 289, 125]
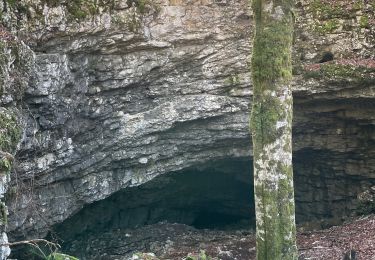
[0, 0, 372, 252]
[0, 17, 34, 258]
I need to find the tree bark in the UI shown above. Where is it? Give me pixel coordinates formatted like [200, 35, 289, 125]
[250, 0, 297, 259]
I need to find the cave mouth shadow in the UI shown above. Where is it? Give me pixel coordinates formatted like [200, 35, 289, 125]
[14, 150, 364, 259]
[51, 158, 256, 247]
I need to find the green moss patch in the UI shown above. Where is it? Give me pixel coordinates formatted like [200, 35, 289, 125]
[359, 15, 369, 28]
[250, 97, 285, 147]
[313, 18, 340, 34]
[224, 74, 240, 86]
[310, 0, 362, 19]
[0, 111, 21, 152]
[0, 202, 7, 225]
[185, 250, 216, 260]
[308, 0, 373, 35]
[39, 0, 158, 21]
[0, 36, 33, 100]
[0, 157, 12, 173]
[46, 253, 80, 260]
[251, 21, 293, 87]
[304, 61, 375, 84]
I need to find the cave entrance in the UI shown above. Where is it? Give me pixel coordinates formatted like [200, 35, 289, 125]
[33, 146, 372, 260]
[52, 158, 255, 246]
[33, 150, 371, 259]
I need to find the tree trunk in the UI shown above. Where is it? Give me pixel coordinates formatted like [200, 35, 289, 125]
[250, 0, 297, 259]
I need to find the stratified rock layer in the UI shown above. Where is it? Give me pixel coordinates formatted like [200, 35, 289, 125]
[1, 0, 374, 246]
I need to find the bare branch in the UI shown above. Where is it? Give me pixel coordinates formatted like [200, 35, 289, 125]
[0, 238, 60, 248]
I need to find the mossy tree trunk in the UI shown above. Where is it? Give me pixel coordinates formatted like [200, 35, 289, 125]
[250, 0, 297, 259]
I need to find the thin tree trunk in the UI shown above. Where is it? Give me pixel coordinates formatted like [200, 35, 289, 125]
[250, 0, 297, 259]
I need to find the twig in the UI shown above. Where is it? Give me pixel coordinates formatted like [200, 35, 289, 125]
[0, 238, 61, 259]
[0, 238, 60, 248]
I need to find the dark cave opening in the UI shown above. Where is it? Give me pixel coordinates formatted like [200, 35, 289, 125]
[12, 148, 375, 259]
[41, 150, 370, 258]
[51, 158, 255, 248]
[192, 211, 248, 229]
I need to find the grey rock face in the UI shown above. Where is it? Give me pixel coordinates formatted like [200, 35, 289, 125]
[0, 28, 34, 260]
[3, 0, 375, 246]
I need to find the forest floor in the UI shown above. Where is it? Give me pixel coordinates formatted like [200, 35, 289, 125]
[130, 214, 375, 260]
[66, 214, 375, 259]
[297, 214, 375, 260]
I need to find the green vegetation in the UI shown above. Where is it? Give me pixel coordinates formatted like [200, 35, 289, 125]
[127, 0, 161, 14]
[251, 20, 293, 88]
[112, 12, 141, 32]
[310, 0, 347, 19]
[132, 252, 159, 260]
[46, 253, 79, 260]
[110, 0, 161, 32]
[313, 19, 339, 34]
[250, 4, 293, 144]
[39, 0, 158, 21]
[30, 245, 80, 260]
[309, 0, 371, 34]
[359, 15, 369, 28]
[0, 112, 21, 153]
[356, 188, 375, 215]
[0, 37, 33, 100]
[5, 0, 18, 8]
[134, 0, 148, 14]
[250, 0, 297, 259]
[0, 202, 7, 225]
[353, 1, 364, 11]
[3, 0, 99, 21]
[66, 1, 89, 20]
[0, 0, 161, 33]
[0, 44, 5, 96]
[0, 157, 12, 173]
[3, 0, 30, 20]
[304, 63, 375, 84]
[251, 97, 286, 146]
[131, 251, 215, 260]
[357, 200, 375, 215]
[185, 250, 216, 260]
[224, 74, 240, 86]
[43, 0, 61, 7]
[54, 0, 102, 21]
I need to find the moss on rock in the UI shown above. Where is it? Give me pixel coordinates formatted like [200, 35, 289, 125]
[359, 15, 369, 28]
[310, 0, 359, 19]
[304, 62, 375, 84]
[0, 201, 7, 225]
[46, 253, 79, 260]
[0, 156, 12, 173]
[313, 19, 340, 34]
[0, 111, 21, 153]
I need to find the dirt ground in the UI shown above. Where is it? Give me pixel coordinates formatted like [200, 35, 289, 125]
[156, 215, 375, 260]
[66, 214, 375, 260]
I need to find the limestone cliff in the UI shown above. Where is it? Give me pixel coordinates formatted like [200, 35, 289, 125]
[0, 0, 374, 258]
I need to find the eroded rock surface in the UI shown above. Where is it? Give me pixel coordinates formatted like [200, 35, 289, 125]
[0, 0, 374, 252]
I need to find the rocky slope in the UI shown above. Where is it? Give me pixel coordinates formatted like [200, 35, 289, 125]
[62, 214, 375, 260]
[0, 0, 374, 257]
